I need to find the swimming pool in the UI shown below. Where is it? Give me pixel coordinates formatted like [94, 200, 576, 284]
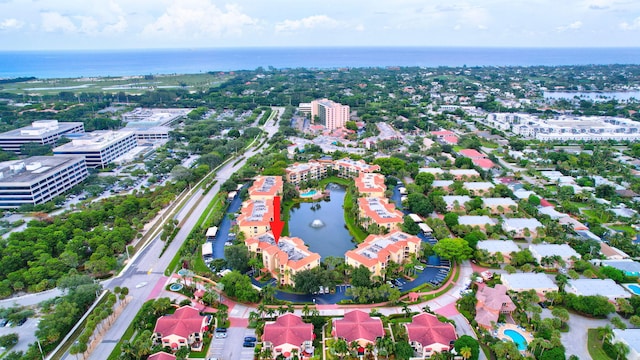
[300, 189, 318, 197]
[625, 284, 640, 295]
[504, 329, 528, 351]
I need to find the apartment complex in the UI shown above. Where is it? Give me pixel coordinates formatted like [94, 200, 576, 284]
[345, 231, 421, 277]
[354, 173, 387, 198]
[358, 197, 404, 232]
[52, 130, 137, 168]
[0, 156, 88, 208]
[237, 199, 274, 237]
[484, 113, 640, 141]
[0, 120, 84, 154]
[333, 158, 381, 178]
[284, 160, 331, 185]
[261, 236, 321, 286]
[310, 99, 350, 130]
[248, 176, 283, 201]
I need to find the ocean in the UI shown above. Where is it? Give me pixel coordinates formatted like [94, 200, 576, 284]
[0, 47, 639, 79]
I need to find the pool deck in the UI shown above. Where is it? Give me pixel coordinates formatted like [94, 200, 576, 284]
[496, 323, 534, 351]
[623, 283, 640, 295]
[299, 189, 326, 200]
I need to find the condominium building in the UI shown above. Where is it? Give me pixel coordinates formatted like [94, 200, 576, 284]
[345, 231, 421, 277]
[358, 197, 404, 232]
[354, 173, 386, 197]
[248, 176, 283, 201]
[284, 161, 330, 185]
[311, 99, 350, 130]
[333, 158, 381, 178]
[0, 156, 88, 208]
[52, 130, 137, 168]
[237, 199, 274, 237]
[261, 236, 321, 286]
[484, 113, 640, 141]
[0, 120, 84, 154]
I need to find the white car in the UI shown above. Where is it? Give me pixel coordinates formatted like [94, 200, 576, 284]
[414, 265, 425, 271]
[215, 332, 227, 339]
[135, 282, 148, 288]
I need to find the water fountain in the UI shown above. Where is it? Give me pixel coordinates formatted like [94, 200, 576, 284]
[310, 219, 325, 228]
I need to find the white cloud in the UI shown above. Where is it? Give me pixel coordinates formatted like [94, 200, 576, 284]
[41, 12, 77, 33]
[275, 15, 339, 32]
[76, 16, 99, 34]
[355, 24, 365, 32]
[142, 0, 256, 38]
[556, 20, 583, 32]
[0, 18, 23, 30]
[620, 17, 640, 30]
[103, 15, 127, 34]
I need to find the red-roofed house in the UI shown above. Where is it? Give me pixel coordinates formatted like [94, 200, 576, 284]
[431, 130, 459, 144]
[263, 314, 315, 359]
[474, 284, 516, 329]
[539, 199, 553, 207]
[473, 158, 496, 170]
[458, 149, 485, 159]
[152, 306, 211, 351]
[148, 352, 177, 360]
[333, 310, 384, 347]
[405, 313, 457, 358]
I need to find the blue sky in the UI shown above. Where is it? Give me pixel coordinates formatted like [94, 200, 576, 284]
[0, 0, 639, 50]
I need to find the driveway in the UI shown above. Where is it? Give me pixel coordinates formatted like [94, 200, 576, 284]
[208, 327, 256, 360]
[558, 310, 610, 359]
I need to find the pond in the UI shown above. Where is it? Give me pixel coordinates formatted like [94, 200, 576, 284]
[288, 183, 355, 259]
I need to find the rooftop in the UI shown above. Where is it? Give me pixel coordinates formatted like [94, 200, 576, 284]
[0, 156, 84, 184]
[501, 273, 558, 291]
[443, 195, 472, 207]
[482, 197, 517, 207]
[355, 173, 386, 194]
[458, 215, 495, 226]
[529, 244, 580, 259]
[463, 182, 495, 190]
[351, 231, 419, 262]
[567, 279, 630, 298]
[333, 310, 384, 344]
[263, 314, 313, 348]
[477, 240, 520, 254]
[614, 329, 640, 354]
[502, 218, 543, 230]
[53, 130, 135, 152]
[359, 197, 403, 223]
[249, 176, 283, 198]
[405, 313, 457, 348]
[0, 120, 83, 139]
[594, 260, 640, 274]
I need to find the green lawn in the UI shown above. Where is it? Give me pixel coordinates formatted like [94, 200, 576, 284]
[587, 329, 614, 360]
[609, 224, 637, 236]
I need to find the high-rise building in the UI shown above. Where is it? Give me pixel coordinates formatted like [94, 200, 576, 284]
[311, 99, 349, 130]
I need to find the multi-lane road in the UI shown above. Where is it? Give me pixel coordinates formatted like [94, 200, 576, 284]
[77, 109, 282, 360]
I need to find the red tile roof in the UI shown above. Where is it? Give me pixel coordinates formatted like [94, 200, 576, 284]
[148, 352, 177, 360]
[539, 199, 553, 207]
[263, 314, 314, 348]
[472, 158, 496, 169]
[459, 149, 485, 159]
[153, 306, 208, 340]
[405, 313, 457, 349]
[334, 310, 384, 343]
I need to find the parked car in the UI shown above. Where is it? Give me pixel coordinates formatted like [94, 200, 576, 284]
[16, 318, 27, 326]
[242, 342, 256, 348]
[215, 332, 227, 339]
[415, 265, 425, 271]
[215, 327, 227, 333]
[244, 336, 257, 342]
[0, 319, 7, 327]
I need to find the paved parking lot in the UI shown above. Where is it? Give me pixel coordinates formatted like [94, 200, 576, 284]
[208, 327, 256, 360]
[0, 317, 39, 354]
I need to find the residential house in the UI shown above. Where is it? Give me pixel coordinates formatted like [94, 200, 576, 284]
[148, 352, 177, 360]
[477, 240, 520, 262]
[432, 180, 454, 191]
[405, 313, 457, 358]
[449, 169, 480, 181]
[482, 197, 517, 214]
[529, 244, 580, 267]
[345, 231, 421, 278]
[152, 306, 211, 351]
[262, 314, 315, 359]
[502, 218, 543, 238]
[333, 310, 384, 347]
[463, 182, 495, 196]
[442, 195, 472, 211]
[458, 216, 496, 231]
[419, 167, 445, 178]
[500, 273, 558, 295]
[431, 130, 459, 145]
[613, 329, 640, 360]
[475, 284, 517, 329]
[358, 197, 404, 232]
[565, 279, 631, 300]
[592, 260, 640, 277]
[600, 243, 630, 260]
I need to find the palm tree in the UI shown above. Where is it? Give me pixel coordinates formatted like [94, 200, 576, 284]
[266, 307, 277, 319]
[402, 303, 412, 318]
[278, 305, 287, 315]
[614, 341, 630, 360]
[598, 325, 614, 345]
[302, 304, 311, 319]
[257, 303, 267, 318]
[459, 346, 472, 359]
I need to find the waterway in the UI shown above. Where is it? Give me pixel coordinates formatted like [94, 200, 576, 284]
[287, 183, 355, 259]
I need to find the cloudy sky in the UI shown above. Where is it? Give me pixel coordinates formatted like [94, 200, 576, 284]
[0, 0, 639, 50]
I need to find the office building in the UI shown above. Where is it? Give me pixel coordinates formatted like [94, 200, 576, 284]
[0, 120, 84, 154]
[0, 156, 88, 208]
[53, 130, 137, 168]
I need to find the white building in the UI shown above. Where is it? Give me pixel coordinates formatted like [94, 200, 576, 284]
[132, 126, 171, 143]
[613, 329, 640, 360]
[310, 99, 350, 130]
[442, 195, 472, 211]
[122, 108, 189, 126]
[502, 218, 544, 238]
[477, 240, 520, 257]
[565, 279, 631, 300]
[53, 130, 137, 168]
[0, 156, 88, 208]
[0, 120, 84, 154]
[501, 273, 558, 294]
[484, 113, 640, 141]
[529, 244, 580, 265]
